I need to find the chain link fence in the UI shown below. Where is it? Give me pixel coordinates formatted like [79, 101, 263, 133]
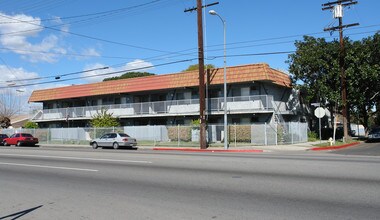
[1, 122, 307, 147]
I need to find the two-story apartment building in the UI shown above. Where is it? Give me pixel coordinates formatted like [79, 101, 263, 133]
[28, 63, 303, 128]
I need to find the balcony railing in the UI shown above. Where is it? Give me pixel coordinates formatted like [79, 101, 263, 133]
[32, 95, 274, 121]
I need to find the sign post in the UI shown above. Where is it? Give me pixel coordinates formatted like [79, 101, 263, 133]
[314, 107, 326, 142]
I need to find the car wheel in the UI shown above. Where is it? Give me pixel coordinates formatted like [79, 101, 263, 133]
[92, 142, 98, 149]
[3, 141, 9, 146]
[16, 142, 22, 147]
[113, 142, 119, 149]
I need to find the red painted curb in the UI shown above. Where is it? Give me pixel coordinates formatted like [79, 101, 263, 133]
[310, 142, 361, 151]
[152, 148, 264, 153]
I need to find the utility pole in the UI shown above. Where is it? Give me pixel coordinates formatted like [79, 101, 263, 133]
[322, 0, 359, 142]
[185, 1, 219, 149]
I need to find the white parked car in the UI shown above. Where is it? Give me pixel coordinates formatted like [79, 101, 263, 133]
[90, 133, 137, 149]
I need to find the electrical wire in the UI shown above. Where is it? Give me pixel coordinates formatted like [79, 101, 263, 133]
[1, 28, 378, 85]
[1, 58, 196, 89]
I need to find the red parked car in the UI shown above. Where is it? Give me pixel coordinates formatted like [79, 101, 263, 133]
[3, 133, 39, 146]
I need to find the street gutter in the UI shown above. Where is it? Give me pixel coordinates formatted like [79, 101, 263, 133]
[153, 148, 264, 153]
[310, 142, 361, 151]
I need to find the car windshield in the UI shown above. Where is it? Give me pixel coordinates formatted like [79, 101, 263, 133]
[370, 128, 380, 133]
[22, 133, 33, 137]
[118, 133, 130, 137]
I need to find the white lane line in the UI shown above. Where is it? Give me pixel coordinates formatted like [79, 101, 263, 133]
[0, 153, 152, 164]
[0, 162, 98, 172]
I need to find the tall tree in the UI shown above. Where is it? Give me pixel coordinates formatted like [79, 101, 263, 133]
[288, 34, 380, 134]
[0, 89, 22, 119]
[288, 36, 341, 128]
[346, 33, 380, 133]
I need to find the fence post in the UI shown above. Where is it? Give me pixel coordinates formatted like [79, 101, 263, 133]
[234, 123, 237, 148]
[275, 123, 278, 146]
[291, 122, 294, 144]
[298, 122, 300, 143]
[264, 122, 267, 146]
[177, 124, 180, 147]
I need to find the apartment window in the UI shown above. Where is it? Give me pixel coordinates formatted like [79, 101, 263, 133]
[231, 88, 241, 97]
[176, 93, 185, 100]
[102, 97, 114, 105]
[232, 118, 240, 124]
[251, 116, 259, 123]
[115, 97, 121, 104]
[250, 86, 258, 95]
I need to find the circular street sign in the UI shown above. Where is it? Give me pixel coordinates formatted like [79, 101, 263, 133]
[314, 107, 326, 118]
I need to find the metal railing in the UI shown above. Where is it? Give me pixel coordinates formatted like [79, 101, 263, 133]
[33, 95, 274, 121]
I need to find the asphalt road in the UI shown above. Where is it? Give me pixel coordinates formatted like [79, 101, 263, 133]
[0, 147, 380, 219]
[332, 141, 380, 156]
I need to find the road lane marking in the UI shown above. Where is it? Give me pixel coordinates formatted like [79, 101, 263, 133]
[0, 153, 152, 164]
[0, 162, 98, 172]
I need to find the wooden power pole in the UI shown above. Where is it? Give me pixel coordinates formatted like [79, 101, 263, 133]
[185, 1, 219, 149]
[322, 0, 359, 142]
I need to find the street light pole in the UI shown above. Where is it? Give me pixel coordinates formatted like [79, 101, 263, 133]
[209, 10, 228, 150]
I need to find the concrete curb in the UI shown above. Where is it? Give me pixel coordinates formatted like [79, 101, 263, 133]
[310, 142, 361, 151]
[152, 147, 264, 153]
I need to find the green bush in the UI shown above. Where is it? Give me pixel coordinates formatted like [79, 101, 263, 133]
[24, 121, 38, 129]
[168, 126, 191, 142]
[90, 108, 120, 127]
[277, 125, 284, 143]
[229, 125, 251, 143]
[308, 131, 318, 142]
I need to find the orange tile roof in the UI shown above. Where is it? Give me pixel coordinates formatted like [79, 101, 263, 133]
[29, 63, 291, 102]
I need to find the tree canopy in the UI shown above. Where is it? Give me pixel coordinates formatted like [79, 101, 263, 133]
[103, 71, 155, 81]
[0, 116, 11, 128]
[288, 34, 380, 133]
[182, 64, 215, 72]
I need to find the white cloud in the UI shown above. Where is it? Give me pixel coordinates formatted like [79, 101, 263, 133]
[79, 48, 101, 59]
[124, 59, 153, 71]
[82, 59, 154, 83]
[0, 65, 39, 86]
[0, 65, 40, 114]
[0, 13, 67, 63]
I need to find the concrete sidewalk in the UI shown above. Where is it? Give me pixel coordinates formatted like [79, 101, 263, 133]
[38, 141, 321, 152]
[151, 141, 319, 152]
[37, 141, 362, 153]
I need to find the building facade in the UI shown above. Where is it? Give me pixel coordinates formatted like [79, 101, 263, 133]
[29, 63, 304, 128]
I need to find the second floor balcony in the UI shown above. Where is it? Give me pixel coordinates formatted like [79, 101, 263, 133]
[32, 95, 275, 121]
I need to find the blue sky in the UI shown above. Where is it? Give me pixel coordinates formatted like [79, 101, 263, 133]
[0, 0, 379, 108]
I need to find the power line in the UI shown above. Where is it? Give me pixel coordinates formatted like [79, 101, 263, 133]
[2, 29, 377, 84]
[0, 12, 179, 54]
[1, 48, 299, 89]
[2, 58, 196, 89]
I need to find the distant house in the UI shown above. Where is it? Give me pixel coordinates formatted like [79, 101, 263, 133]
[28, 63, 305, 128]
[10, 114, 31, 128]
